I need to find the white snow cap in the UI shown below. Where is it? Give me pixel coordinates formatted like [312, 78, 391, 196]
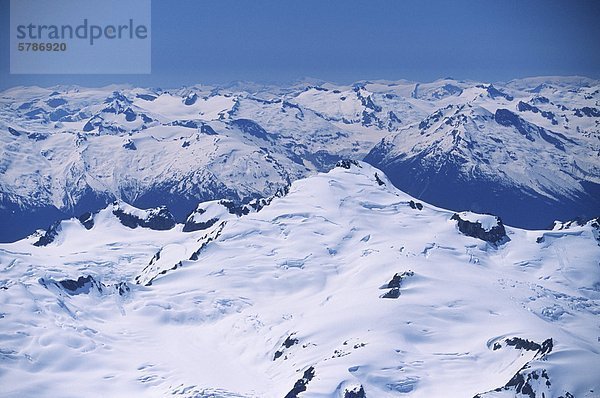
[455, 211, 500, 231]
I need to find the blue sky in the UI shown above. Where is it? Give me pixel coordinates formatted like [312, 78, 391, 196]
[1, 0, 599, 89]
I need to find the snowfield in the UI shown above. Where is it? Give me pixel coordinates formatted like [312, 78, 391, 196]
[1, 162, 598, 398]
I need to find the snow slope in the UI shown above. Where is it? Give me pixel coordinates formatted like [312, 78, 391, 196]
[1, 162, 598, 397]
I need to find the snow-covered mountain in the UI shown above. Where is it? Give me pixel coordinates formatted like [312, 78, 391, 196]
[1, 77, 599, 242]
[0, 162, 598, 397]
[365, 77, 600, 230]
[0, 83, 388, 242]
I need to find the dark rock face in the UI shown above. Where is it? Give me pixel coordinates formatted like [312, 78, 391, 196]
[381, 288, 400, 299]
[374, 173, 385, 186]
[304, 150, 342, 171]
[574, 107, 600, 117]
[39, 275, 130, 296]
[517, 101, 558, 124]
[78, 212, 94, 230]
[380, 271, 414, 299]
[124, 108, 137, 122]
[273, 334, 299, 361]
[344, 386, 366, 398]
[25, 108, 45, 119]
[145, 261, 182, 286]
[33, 221, 61, 246]
[477, 369, 551, 398]
[589, 217, 600, 242]
[387, 111, 402, 130]
[114, 282, 130, 296]
[441, 84, 463, 96]
[219, 199, 250, 217]
[355, 88, 382, 112]
[495, 108, 536, 141]
[134, 249, 161, 286]
[336, 159, 361, 169]
[134, 224, 217, 284]
[27, 132, 48, 141]
[82, 119, 95, 132]
[140, 113, 153, 123]
[284, 366, 315, 398]
[151, 250, 161, 263]
[8, 127, 21, 136]
[131, 178, 242, 225]
[182, 216, 219, 232]
[172, 120, 199, 129]
[49, 108, 71, 122]
[112, 204, 176, 230]
[123, 139, 137, 150]
[361, 110, 380, 128]
[183, 187, 288, 233]
[474, 338, 555, 398]
[104, 91, 131, 105]
[385, 271, 414, 289]
[136, 94, 156, 101]
[17, 101, 33, 110]
[189, 222, 226, 261]
[0, 188, 110, 244]
[57, 275, 102, 295]
[505, 337, 553, 355]
[477, 84, 514, 101]
[451, 213, 508, 245]
[418, 107, 447, 130]
[508, 369, 549, 397]
[46, 98, 67, 108]
[141, 207, 176, 230]
[200, 124, 217, 135]
[231, 119, 271, 141]
[282, 336, 298, 348]
[83, 114, 128, 135]
[477, 366, 568, 398]
[184, 93, 198, 106]
[409, 200, 423, 210]
[494, 109, 567, 150]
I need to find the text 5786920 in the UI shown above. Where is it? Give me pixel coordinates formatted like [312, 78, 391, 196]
[17, 42, 67, 52]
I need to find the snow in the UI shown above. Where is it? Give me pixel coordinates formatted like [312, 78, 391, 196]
[293, 88, 364, 122]
[186, 200, 232, 225]
[0, 162, 598, 397]
[456, 211, 500, 231]
[132, 92, 236, 121]
[113, 200, 156, 220]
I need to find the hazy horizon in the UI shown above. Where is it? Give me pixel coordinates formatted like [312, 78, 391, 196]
[1, 74, 599, 92]
[1, 0, 599, 90]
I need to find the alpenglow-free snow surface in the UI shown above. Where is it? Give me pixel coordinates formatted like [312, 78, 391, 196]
[1, 162, 599, 398]
[1, 76, 599, 242]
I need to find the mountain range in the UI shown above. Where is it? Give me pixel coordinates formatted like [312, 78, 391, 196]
[1, 76, 598, 242]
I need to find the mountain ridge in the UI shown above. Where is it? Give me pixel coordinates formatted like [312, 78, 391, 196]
[0, 161, 598, 397]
